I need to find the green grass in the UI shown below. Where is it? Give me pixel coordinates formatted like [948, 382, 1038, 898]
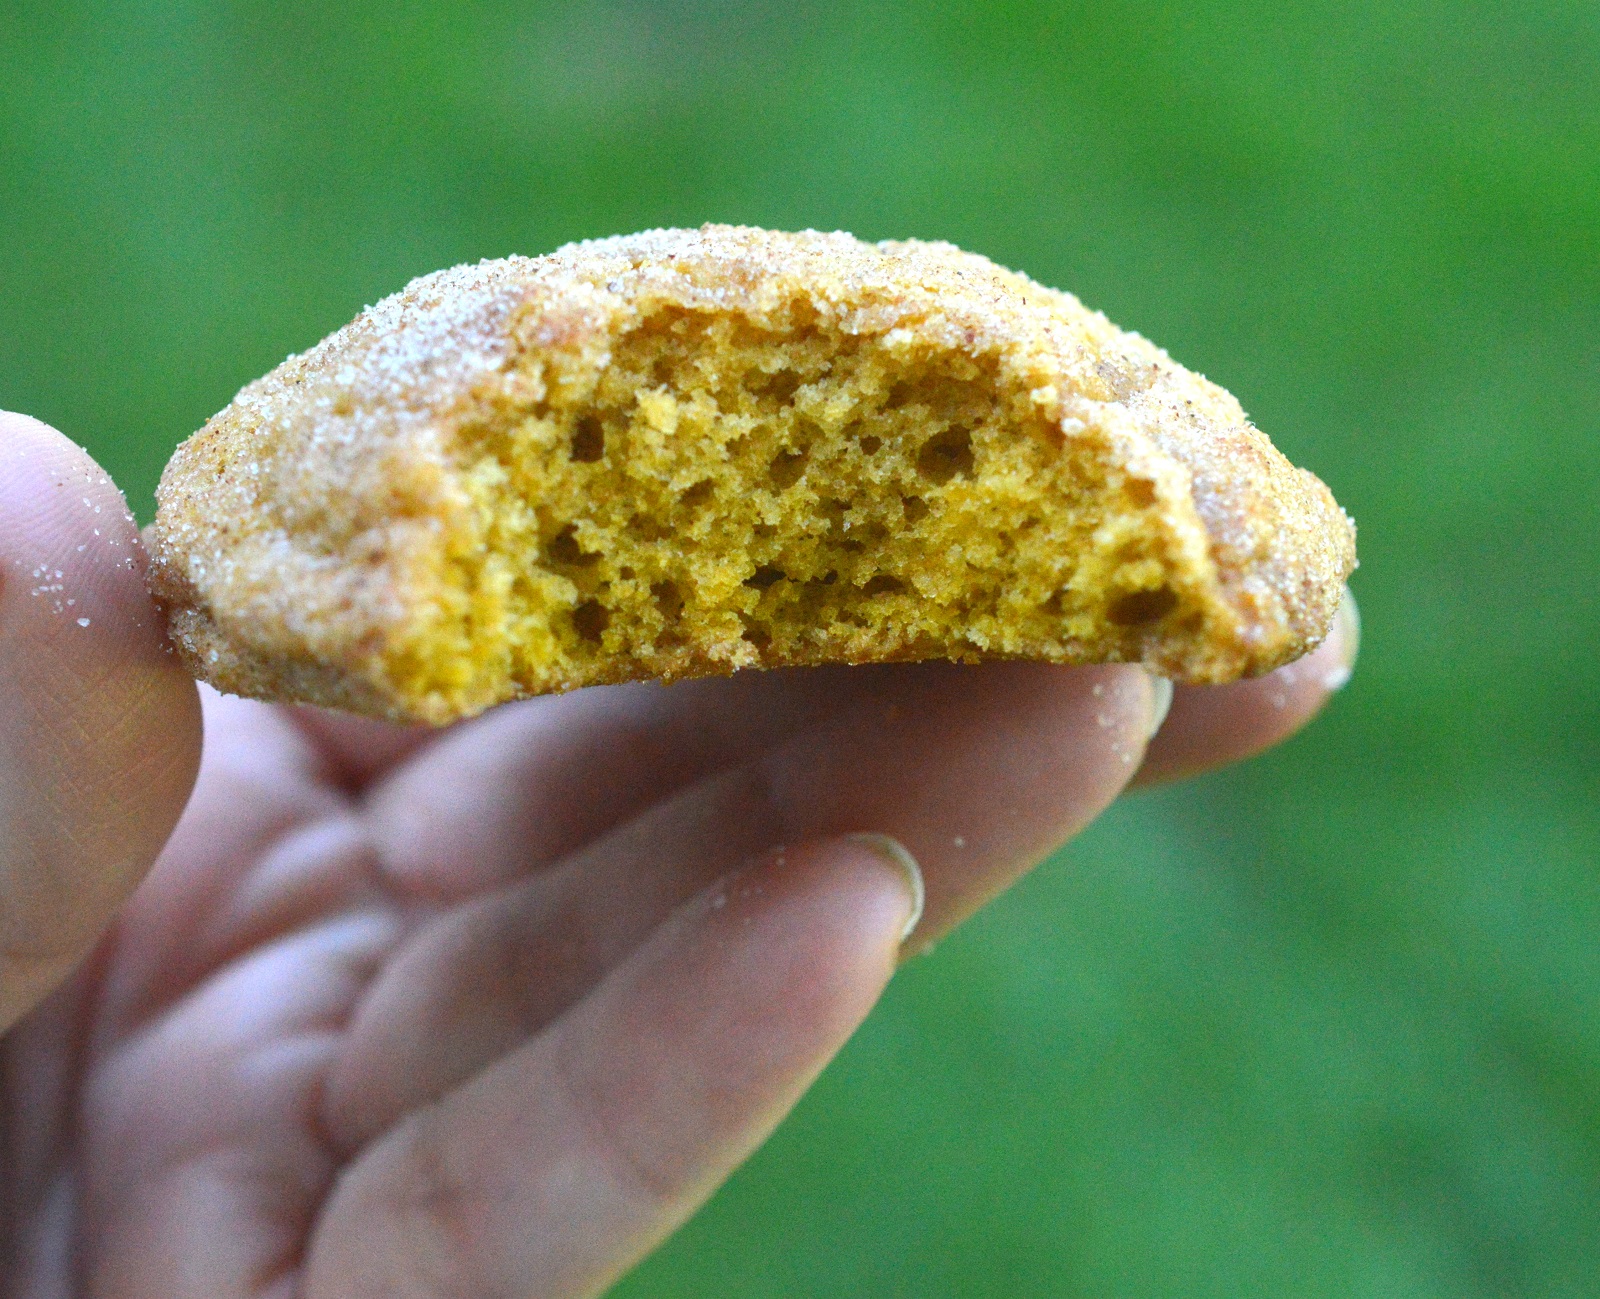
[3, 1, 1597, 1292]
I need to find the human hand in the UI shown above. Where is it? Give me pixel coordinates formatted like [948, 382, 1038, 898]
[0, 412, 1357, 1297]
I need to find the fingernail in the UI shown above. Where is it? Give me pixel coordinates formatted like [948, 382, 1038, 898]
[846, 833, 924, 943]
[1145, 673, 1174, 739]
[1321, 587, 1360, 692]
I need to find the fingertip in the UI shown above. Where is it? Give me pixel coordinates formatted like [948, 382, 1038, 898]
[1134, 586, 1359, 787]
[549, 836, 913, 1215]
[845, 833, 925, 944]
[0, 412, 200, 729]
[771, 661, 1154, 947]
[1319, 588, 1361, 693]
[692, 837, 916, 1014]
[1145, 674, 1174, 739]
[1, 412, 163, 648]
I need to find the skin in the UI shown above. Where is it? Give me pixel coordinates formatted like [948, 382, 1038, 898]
[0, 411, 1357, 1298]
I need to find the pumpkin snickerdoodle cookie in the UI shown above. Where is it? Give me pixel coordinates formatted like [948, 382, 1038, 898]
[146, 225, 1356, 724]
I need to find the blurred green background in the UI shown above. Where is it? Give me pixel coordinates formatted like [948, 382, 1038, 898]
[3, 0, 1596, 1293]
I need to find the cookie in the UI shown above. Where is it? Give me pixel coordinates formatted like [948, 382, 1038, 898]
[147, 225, 1356, 724]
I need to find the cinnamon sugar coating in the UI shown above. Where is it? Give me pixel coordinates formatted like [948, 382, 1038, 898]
[147, 225, 1356, 724]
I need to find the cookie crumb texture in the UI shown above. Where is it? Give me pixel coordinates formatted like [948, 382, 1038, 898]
[148, 226, 1356, 724]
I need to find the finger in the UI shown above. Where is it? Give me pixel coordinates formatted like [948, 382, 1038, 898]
[364, 658, 1155, 906]
[304, 836, 917, 1299]
[1134, 588, 1360, 787]
[0, 414, 202, 1030]
[363, 665, 894, 900]
[323, 663, 1158, 1149]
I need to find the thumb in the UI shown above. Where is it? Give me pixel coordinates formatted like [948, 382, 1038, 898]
[0, 413, 201, 1031]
